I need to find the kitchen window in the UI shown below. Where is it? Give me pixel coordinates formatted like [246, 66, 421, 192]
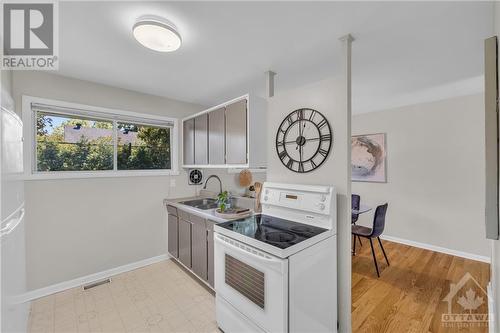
[36, 112, 114, 172]
[23, 96, 178, 179]
[117, 122, 171, 170]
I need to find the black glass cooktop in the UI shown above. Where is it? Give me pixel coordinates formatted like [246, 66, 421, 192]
[217, 214, 328, 249]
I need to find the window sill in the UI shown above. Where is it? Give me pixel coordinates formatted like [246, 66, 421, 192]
[24, 170, 180, 181]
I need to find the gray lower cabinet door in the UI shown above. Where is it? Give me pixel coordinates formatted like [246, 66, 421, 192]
[208, 107, 225, 165]
[194, 114, 208, 165]
[206, 220, 216, 287]
[167, 214, 178, 258]
[178, 218, 192, 268]
[191, 215, 208, 280]
[183, 118, 195, 165]
[225, 99, 248, 164]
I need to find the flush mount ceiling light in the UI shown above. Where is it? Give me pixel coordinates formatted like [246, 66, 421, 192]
[133, 16, 181, 52]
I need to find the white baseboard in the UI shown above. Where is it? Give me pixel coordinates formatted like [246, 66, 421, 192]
[18, 254, 170, 303]
[380, 235, 491, 263]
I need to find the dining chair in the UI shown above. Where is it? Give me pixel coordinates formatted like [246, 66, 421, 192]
[352, 194, 360, 223]
[351, 194, 362, 246]
[352, 203, 389, 277]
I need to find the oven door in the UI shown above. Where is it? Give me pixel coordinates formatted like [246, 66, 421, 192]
[214, 233, 288, 333]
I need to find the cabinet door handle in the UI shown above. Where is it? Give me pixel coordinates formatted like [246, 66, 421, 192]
[1, 205, 25, 237]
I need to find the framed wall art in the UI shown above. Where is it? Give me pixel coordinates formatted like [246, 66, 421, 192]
[351, 133, 386, 182]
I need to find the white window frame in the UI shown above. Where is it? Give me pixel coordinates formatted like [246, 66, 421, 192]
[22, 95, 179, 180]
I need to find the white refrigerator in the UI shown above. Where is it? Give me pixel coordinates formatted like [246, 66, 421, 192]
[1, 86, 28, 331]
[485, 36, 500, 241]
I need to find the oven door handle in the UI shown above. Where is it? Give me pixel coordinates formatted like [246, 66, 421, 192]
[215, 233, 284, 264]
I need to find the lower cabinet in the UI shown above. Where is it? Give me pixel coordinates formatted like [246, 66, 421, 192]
[207, 220, 216, 288]
[167, 213, 179, 258]
[169, 206, 217, 288]
[191, 215, 208, 280]
[178, 218, 192, 268]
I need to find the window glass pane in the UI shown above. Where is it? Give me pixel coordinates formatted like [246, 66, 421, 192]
[117, 122, 171, 170]
[36, 112, 113, 171]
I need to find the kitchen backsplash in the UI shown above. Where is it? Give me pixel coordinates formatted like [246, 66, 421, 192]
[194, 169, 267, 197]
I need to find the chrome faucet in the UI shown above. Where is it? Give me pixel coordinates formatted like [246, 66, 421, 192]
[203, 175, 223, 195]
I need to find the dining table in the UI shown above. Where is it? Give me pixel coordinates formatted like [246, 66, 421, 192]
[351, 204, 372, 255]
[352, 204, 372, 216]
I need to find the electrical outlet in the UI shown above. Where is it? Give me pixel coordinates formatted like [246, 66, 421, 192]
[170, 178, 176, 187]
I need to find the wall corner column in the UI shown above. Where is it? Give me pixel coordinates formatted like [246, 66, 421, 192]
[338, 33, 354, 333]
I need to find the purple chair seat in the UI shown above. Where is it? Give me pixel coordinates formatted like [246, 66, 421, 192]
[352, 225, 372, 237]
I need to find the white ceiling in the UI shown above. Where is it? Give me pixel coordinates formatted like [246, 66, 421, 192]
[57, 1, 493, 113]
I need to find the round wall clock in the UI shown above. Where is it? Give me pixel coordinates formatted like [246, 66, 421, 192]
[275, 108, 332, 173]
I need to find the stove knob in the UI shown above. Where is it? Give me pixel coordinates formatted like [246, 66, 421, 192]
[318, 203, 325, 211]
[320, 195, 327, 202]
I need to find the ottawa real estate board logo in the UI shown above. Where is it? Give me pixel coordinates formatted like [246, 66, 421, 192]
[441, 272, 490, 329]
[1, 1, 58, 70]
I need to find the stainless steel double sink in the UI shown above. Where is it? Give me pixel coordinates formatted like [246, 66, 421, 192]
[179, 198, 218, 210]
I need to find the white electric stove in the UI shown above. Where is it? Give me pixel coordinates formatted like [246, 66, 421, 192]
[214, 182, 337, 333]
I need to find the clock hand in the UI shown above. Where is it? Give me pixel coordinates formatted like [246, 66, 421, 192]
[286, 137, 321, 145]
[294, 121, 300, 150]
[302, 122, 307, 138]
[297, 120, 302, 150]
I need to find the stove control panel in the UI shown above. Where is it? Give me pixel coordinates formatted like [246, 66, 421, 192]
[261, 182, 335, 216]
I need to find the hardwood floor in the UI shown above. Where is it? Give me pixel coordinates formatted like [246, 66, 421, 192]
[352, 239, 490, 333]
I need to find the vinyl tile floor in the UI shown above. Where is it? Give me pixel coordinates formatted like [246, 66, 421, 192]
[28, 259, 219, 333]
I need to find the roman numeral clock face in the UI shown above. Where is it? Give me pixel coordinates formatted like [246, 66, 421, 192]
[276, 108, 333, 173]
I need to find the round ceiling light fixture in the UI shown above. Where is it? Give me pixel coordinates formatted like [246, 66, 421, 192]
[133, 16, 182, 52]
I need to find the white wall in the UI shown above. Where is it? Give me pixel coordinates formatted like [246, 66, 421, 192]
[491, 1, 500, 329]
[1, 70, 13, 109]
[352, 94, 489, 258]
[12, 71, 204, 290]
[197, 169, 266, 197]
[267, 76, 351, 331]
[1, 71, 13, 96]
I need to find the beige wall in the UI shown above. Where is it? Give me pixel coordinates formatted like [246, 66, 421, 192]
[267, 76, 351, 331]
[352, 94, 489, 258]
[12, 71, 204, 290]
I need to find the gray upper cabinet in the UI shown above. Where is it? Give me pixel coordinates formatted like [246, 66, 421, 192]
[225, 99, 247, 165]
[182, 95, 266, 168]
[194, 114, 208, 165]
[208, 107, 225, 165]
[183, 118, 195, 165]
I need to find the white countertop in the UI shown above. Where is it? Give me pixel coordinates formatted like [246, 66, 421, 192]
[164, 191, 256, 223]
